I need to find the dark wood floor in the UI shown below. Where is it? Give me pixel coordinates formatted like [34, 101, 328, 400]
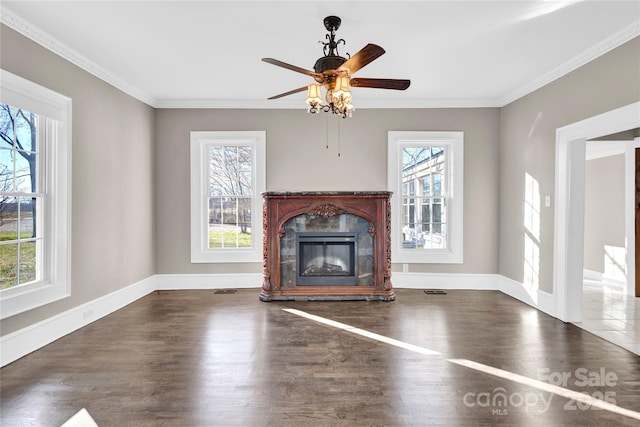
[1, 289, 639, 426]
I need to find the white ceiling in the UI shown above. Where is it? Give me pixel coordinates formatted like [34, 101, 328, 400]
[1, 1, 639, 109]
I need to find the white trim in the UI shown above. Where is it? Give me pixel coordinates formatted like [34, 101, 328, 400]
[392, 272, 496, 290]
[394, 272, 555, 316]
[624, 138, 640, 297]
[0, 6, 158, 108]
[156, 273, 262, 290]
[497, 275, 556, 317]
[189, 131, 266, 263]
[1, 272, 560, 367]
[499, 21, 640, 106]
[155, 98, 503, 110]
[388, 131, 464, 264]
[0, 70, 72, 319]
[3, 4, 637, 110]
[585, 140, 626, 160]
[0, 276, 156, 367]
[583, 269, 604, 282]
[554, 102, 640, 322]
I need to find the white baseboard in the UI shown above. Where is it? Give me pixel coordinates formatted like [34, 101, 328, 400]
[393, 272, 556, 317]
[0, 275, 157, 367]
[497, 275, 555, 317]
[392, 272, 499, 290]
[1, 272, 559, 367]
[583, 269, 604, 281]
[156, 273, 262, 290]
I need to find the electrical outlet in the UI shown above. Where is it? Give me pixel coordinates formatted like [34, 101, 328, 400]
[83, 309, 93, 320]
[402, 263, 409, 272]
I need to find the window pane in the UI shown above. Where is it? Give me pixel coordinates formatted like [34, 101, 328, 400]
[433, 173, 442, 196]
[401, 145, 448, 251]
[237, 146, 253, 196]
[421, 203, 431, 233]
[209, 197, 222, 226]
[18, 241, 36, 285]
[208, 145, 253, 197]
[221, 197, 237, 228]
[0, 242, 17, 289]
[14, 154, 35, 193]
[0, 105, 38, 195]
[238, 197, 252, 236]
[208, 197, 223, 248]
[0, 148, 13, 192]
[422, 176, 431, 196]
[19, 197, 36, 238]
[207, 197, 252, 249]
[1, 196, 18, 241]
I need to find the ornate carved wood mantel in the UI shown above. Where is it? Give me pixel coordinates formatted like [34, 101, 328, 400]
[260, 191, 394, 301]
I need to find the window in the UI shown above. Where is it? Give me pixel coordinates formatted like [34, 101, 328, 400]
[388, 131, 463, 263]
[190, 131, 265, 263]
[0, 70, 72, 319]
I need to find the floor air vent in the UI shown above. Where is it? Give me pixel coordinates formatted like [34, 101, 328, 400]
[424, 289, 447, 295]
[214, 289, 237, 294]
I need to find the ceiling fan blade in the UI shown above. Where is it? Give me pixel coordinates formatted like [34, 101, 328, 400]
[337, 44, 386, 75]
[262, 58, 321, 78]
[267, 86, 309, 100]
[350, 78, 411, 90]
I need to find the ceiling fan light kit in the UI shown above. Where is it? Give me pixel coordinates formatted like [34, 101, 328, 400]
[262, 16, 410, 119]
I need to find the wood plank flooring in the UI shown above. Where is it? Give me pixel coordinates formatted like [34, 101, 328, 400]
[1, 289, 639, 426]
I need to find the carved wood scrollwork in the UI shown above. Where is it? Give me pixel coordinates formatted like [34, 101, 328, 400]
[307, 203, 347, 217]
[262, 201, 271, 291]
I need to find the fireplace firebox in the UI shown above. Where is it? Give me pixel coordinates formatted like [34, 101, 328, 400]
[296, 232, 357, 286]
[260, 192, 394, 301]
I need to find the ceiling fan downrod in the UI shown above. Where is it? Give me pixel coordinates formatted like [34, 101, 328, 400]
[314, 16, 349, 74]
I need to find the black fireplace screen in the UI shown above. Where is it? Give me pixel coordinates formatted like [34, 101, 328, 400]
[296, 232, 358, 286]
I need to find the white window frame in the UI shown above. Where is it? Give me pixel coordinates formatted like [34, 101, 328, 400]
[0, 69, 72, 319]
[388, 131, 463, 264]
[190, 131, 266, 263]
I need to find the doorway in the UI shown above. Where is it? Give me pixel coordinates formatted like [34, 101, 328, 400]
[579, 142, 638, 354]
[554, 101, 640, 323]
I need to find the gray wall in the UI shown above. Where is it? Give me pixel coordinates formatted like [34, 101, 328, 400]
[0, 25, 156, 335]
[584, 154, 625, 273]
[499, 36, 640, 293]
[154, 108, 501, 275]
[1, 22, 637, 337]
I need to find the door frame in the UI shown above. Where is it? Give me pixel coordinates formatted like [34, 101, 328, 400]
[554, 101, 640, 322]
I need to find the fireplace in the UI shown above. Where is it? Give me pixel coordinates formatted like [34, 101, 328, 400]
[260, 192, 394, 301]
[296, 232, 357, 286]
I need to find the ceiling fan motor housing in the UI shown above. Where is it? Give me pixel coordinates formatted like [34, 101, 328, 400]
[313, 56, 347, 74]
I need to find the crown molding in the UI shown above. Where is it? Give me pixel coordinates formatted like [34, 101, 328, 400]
[499, 20, 640, 107]
[0, 5, 159, 107]
[155, 98, 502, 109]
[2, 5, 637, 110]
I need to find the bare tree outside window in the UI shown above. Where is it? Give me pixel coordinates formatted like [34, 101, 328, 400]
[0, 103, 39, 289]
[207, 145, 253, 248]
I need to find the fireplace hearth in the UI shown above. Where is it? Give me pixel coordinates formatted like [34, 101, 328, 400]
[260, 192, 394, 301]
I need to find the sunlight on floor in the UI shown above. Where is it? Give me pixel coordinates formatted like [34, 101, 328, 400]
[574, 279, 640, 355]
[284, 307, 640, 421]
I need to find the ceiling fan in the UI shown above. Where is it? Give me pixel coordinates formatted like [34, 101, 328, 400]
[262, 16, 411, 118]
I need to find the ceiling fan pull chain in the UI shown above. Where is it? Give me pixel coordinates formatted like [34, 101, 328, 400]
[337, 118, 341, 158]
[325, 114, 329, 150]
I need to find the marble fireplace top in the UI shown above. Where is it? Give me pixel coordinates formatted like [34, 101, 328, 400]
[262, 191, 392, 196]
